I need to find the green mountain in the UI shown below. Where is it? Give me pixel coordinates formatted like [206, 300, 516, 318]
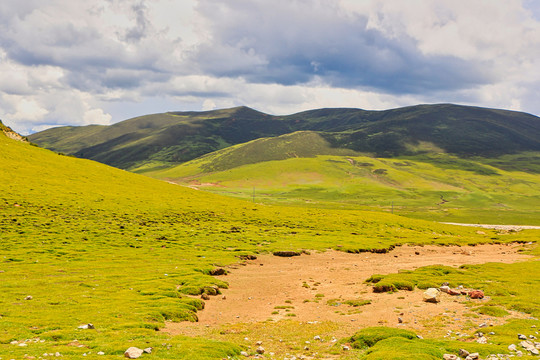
[28, 104, 540, 171]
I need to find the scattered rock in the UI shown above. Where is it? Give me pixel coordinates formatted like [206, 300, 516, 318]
[97, 352, 105, 355]
[476, 336, 488, 344]
[342, 345, 350, 351]
[508, 344, 517, 351]
[238, 255, 257, 260]
[465, 352, 479, 360]
[222, 295, 226, 300]
[423, 288, 441, 303]
[468, 290, 484, 299]
[459, 349, 470, 358]
[209, 268, 227, 276]
[124, 347, 144, 359]
[25, 295, 33, 300]
[520, 340, 539, 354]
[313, 335, 321, 341]
[256, 341, 263, 345]
[240, 351, 249, 357]
[479, 323, 488, 328]
[398, 317, 403, 323]
[448, 289, 461, 296]
[143, 347, 152, 354]
[256, 346, 265, 354]
[440, 285, 451, 293]
[78, 324, 95, 330]
[443, 354, 459, 360]
[201, 293, 210, 300]
[273, 251, 301, 257]
[518, 334, 527, 340]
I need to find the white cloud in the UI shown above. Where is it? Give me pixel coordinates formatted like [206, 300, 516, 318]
[5, 97, 49, 121]
[83, 108, 112, 125]
[0, 0, 538, 135]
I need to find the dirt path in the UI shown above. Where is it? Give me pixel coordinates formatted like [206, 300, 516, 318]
[165, 243, 532, 342]
[442, 222, 540, 230]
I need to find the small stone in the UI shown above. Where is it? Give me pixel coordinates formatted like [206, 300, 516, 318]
[459, 349, 470, 358]
[423, 288, 440, 303]
[143, 347, 152, 354]
[303, 346, 309, 350]
[97, 352, 105, 355]
[25, 295, 33, 300]
[222, 295, 226, 300]
[240, 351, 249, 357]
[256, 341, 263, 345]
[313, 335, 321, 341]
[256, 346, 265, 354]
[476, 336, 488, 344]
[201, 293, 210, 300]
[465, 352, 479, 360]
[19, 343, 28, 347]
[443, 354, 459, 360]
[479, 323, 488, 328]
[448, 289, 461, 296]
[342, 345, 350, 351]
[468, 290, 484, 299]
[124, 347, 144, 359]
[55, 352, 61, 357]
[398, 317, 403, 323]
[508, 344, 517, 351]
[440, 285, 451, 293]
[518, 334, 527, 340]
[416, 335, 423, 339]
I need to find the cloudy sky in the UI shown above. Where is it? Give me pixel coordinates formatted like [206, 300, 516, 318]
[1, 0, 539, 134]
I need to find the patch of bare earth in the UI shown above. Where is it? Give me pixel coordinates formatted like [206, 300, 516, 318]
[164, 244, 532, 357]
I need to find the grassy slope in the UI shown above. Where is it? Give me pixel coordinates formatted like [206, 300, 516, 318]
[144, 132, 540, 225]
[5, 132, 534, 359]
[3, 133, 539, 359]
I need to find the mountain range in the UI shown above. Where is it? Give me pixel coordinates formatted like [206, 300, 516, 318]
[28, 104, 540, 171]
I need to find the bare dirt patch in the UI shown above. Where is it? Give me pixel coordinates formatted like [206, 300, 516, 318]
[165, 243, 532, 341]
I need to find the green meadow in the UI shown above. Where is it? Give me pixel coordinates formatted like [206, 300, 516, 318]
[1, 132, 539, 359]
[141, 132, 540, 225]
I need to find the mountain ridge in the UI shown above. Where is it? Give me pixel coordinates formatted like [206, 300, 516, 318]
[28, 103, 540, 170]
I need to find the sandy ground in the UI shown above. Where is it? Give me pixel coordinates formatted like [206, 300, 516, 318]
[165, 243, 533, 342]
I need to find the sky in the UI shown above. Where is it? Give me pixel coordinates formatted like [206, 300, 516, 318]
[1, 0, 539, 135]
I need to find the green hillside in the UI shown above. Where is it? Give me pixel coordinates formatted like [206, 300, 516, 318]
[3, 122, 540, 359]
[28, 104, 540, 171]
[144, 131, 540, 225]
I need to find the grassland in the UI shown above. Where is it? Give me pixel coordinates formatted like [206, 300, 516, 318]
[2, 132, 539, 359]
[142, 131, 540, 225]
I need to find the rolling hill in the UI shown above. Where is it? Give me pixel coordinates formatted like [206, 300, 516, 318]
[144, 130, 540, 225]
[28, 104, 540, 171]
[7, 115, 535, 359]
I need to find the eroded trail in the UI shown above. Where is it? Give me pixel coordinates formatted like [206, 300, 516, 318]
[165, 243, 532, 339]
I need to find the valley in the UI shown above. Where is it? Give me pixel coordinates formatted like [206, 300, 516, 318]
[2, 104, 540, 359]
